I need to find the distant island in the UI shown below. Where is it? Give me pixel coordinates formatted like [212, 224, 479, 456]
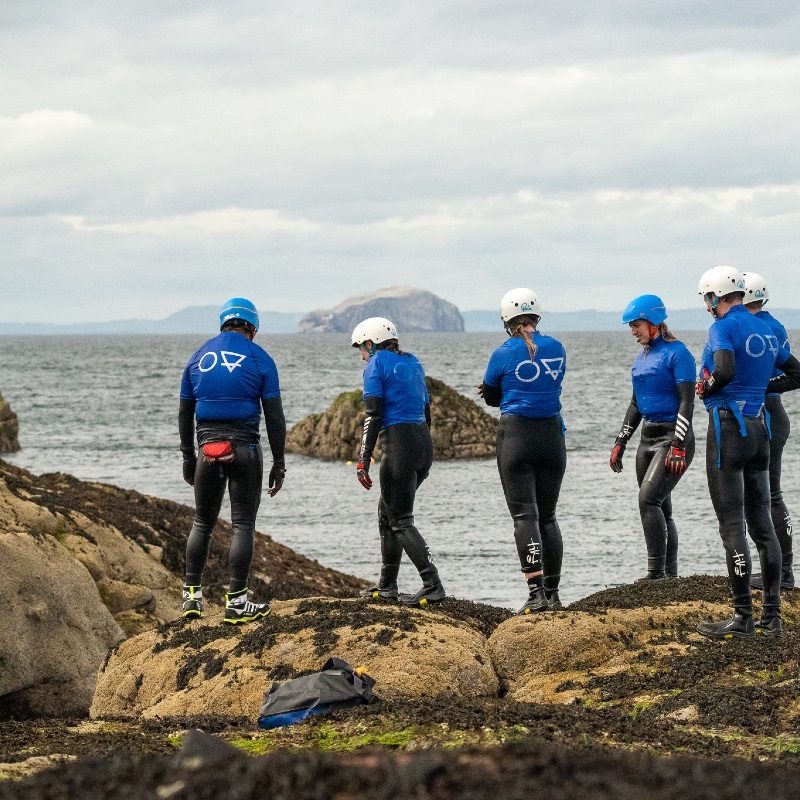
[1, 288, 799, 334]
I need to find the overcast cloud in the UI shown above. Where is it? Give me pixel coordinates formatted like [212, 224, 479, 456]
[2, 2, 800, 323]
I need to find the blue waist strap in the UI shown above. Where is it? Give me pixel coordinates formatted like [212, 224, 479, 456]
[711, 404, 747, 470]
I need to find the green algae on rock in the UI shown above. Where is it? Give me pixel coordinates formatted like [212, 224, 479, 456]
[286, 376, 497, 461]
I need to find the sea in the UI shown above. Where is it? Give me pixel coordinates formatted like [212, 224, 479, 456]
[1, 331, 797, 608]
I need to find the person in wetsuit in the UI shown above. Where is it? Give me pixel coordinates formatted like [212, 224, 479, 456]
[480, 288, 567, 615]
[609, 294, 696, 581]
[179, 297, 286, 624]
[351, 317, 446, 607]
[741, 272, 795, 591]
[695, 267, 800, 638]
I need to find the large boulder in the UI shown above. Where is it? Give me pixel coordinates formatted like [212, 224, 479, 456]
[0, 459, 369, 717]
[0, 392, 20, 453]
[286, 376, 497, 461]
[299, 286, 465, 333]
[0, 485, 124, 718]
[90, 597, 499, 719]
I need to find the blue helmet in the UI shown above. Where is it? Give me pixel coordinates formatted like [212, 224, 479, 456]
[220, 297, 259, 331]
[621, 294, 667, 326]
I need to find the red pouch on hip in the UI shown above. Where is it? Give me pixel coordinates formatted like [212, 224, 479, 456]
[201, 441, 236, 464]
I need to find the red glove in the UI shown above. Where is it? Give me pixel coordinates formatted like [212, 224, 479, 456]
[696, 368, 712, 398]
[664, 444, 688, 475]
[609, 440, 626, 473]
[356, 461, 372, 490]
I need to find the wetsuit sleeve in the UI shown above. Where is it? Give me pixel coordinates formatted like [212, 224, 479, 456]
[178, 398, 196, 455]
[769, 353, 800, 394]
[481, 383, 502, 407]
[261, 396, 286, 463]
[616, 392, 642, 442]
[424, 402, 431, 428]
[359, 395, 384, 464]
[701, 349, 736, 396]
[673, 382, 694, 446]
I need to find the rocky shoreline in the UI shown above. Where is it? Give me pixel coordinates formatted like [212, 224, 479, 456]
[2, 458, 800, 797]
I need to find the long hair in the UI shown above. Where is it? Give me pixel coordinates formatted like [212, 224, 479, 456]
[376, 339, 407, 356]
[658, 322, 678, 342]
[506, 314, 539, 362]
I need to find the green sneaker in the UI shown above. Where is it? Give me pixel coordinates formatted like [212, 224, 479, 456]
[182, 585, 204, 619]
[223, 588, 270, 625]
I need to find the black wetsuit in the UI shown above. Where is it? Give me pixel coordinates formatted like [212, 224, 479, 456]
[766, 394, 793, 577]
[495, 414, 566, 589]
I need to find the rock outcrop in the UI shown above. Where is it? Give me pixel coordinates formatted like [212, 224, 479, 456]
[90, 597, 499, 720]
[298, 286, 465, 334]
[0, 392, 20, 453]
[286, 376, 497, 461]
[0, 459, 368, 718]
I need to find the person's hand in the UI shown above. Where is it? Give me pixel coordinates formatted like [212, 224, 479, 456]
[696, 368, 712, 398]
[477, 382, 485, 398]
[609, 440, 626, 473]
[356, 461, 372, 490]
[665, 444, 688, 475]
[268, 461, 286, 497]
[182, 454, 197, 486]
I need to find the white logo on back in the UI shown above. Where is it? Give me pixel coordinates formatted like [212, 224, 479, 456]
[541, 357, 565, 380]
[197, 350, 247, 373]
[220, 351, 247, 373]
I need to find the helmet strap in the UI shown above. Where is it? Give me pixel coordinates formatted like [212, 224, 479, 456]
[647, 322, 660, 340]
[704, 293, 720, 318]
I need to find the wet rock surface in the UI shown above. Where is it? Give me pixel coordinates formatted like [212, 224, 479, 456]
[286, 377, 497, 461]
[0, 395, 19, 454]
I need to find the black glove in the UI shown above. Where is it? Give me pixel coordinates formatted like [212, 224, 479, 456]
[182, 453, 197, 486]
[268, 461, 286, 497]
[609, 439, 626, 473]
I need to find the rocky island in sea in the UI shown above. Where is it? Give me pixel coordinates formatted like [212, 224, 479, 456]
[298, 285, 465, 333]
[3, 454, 800, 797]
[286, 376, 497, 461]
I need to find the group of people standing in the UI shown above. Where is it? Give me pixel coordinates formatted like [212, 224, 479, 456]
[177, 267, 800, 639]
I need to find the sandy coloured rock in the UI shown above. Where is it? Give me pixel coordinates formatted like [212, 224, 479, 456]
[90, 597, 499, 720]
[286, 376, 497, 461]
[0, 393, 20, 454]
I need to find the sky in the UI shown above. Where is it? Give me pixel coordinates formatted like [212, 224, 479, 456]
[2, 2, 800, 323]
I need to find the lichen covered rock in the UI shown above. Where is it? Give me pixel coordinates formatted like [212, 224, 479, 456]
[287, 376, 497, 461]
[0, 392, 20, 453]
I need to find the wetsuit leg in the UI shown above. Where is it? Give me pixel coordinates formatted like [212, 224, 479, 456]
[533, 417, 567, 592]
[185, 458, 228, 586]
[635, 424, 695, 577]
[379, 423, 435, 574]
[497, 415, 543, 576]
[766, 396, 793, 577]
[378, 497, 403, 588]
[226, 441, 264, 592]
[706, 412, 780, 611]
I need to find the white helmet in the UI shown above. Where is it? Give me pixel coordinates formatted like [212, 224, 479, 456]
[742, 272, 769, 305]
[697, 266, 745, 299]
[500, 288, 542, 323]
[351, 317, 398, 347]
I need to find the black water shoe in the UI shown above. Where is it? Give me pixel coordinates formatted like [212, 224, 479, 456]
[517, 586, 549, 615]
[359, 584, 399, 601]
[634, 572, 667, 583]
[399, 567, 446, 607]
[696, 612, 754, 639]
[755, 616, 784, 637]
[546, 590, 564, 611]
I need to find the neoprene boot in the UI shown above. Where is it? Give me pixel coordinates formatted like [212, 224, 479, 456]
[696, 608, 754, 639]
[223, 587, 270, 625]
[359, 563, 400, 600]
[543, 574, 563, 611]
[755, 605, 783, 637]
[635, 557, 666, 582]
[182, 585, 204, 619]
[399, 566, 446, 607]
[518, 585, 549, 615]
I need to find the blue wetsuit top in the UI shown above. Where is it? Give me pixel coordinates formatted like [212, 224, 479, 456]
[701, 304, 790, 415]
[483, 333, 566, 418]
[756, 309, 790, 394]
[631, 337, 696, 423]
[180, 331, 281, 427]
[362, 349, 429, 429]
